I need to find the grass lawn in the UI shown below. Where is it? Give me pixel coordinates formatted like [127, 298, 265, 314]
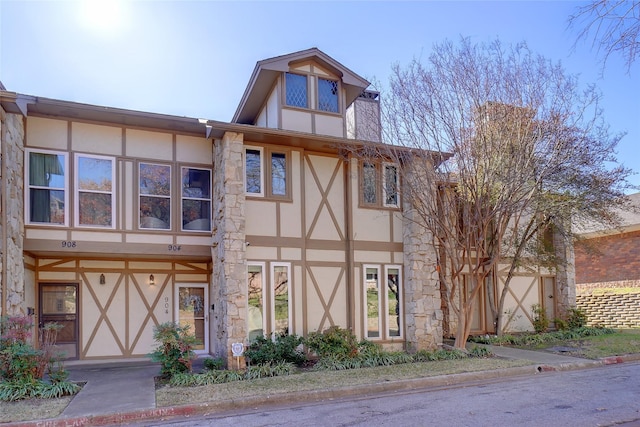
[513, 329, 640, 359]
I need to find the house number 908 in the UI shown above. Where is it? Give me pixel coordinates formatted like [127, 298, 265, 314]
[61, 241, 77, 248]
[168, 245, 182, 251]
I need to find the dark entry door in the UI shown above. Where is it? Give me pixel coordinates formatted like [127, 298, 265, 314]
[39, 284, 78, 360]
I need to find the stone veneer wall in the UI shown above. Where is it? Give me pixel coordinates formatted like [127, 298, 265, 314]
[402, 195, 442, 351]
[553, 220, 576, 320]
[576, 281, 640, 328]
[0, 106, 25, 316]
[211, 132, 247, 367]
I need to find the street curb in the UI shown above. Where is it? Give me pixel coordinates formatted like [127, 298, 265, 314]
[6, 355, 640, 427]
[2, 354, 640, 427]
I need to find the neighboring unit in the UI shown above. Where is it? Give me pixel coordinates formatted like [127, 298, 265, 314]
[0, 48, 574, 364]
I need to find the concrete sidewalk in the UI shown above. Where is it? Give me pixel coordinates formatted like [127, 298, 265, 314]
[5, 348, 638, 427]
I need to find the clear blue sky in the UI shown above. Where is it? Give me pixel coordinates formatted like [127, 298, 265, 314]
[1, 0, 638, 187]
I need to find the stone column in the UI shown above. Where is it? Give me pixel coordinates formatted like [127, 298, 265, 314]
[402, 184, 442, 351]
[211, 132, 247, 368]
[0, 107, 25, 316]
[553, 219, 576, 319]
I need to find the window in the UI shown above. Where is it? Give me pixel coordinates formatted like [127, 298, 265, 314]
[318, 78, 338, 112]
[75, 154, 115, 228]
[247, 263, 265, 341]
[26, 149, 67, 225]
[361, 161, 400, 208]
[364, 264, 403, 340]
[362, 162, 377, 204]
[245, 146, 290, 198]
[181, 167, 211, 231]
[285, 73, 308, 108]
[272, 263, 290, 336]
[247, 262, 291, 340]
[139, 163, 171, 230]
[383, 163, 399, 207]
[245, 147, 263, 196]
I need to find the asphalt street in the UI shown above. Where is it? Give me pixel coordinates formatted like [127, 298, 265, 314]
[132, 361, 640, 427]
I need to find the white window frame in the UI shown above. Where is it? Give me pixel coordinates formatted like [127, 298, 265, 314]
[383, 162, 399, 208]
[270, 262, 292, 337]
[244, 146, 264, 197]
[74, 153, 116, 229]
[247, 262, 267, 341]
[363, 264, 382, 340]
[180, 166, 212, 232]
[25, 148, 69, 227]
[139, 162, 171, 230]
[384, 265, 403, 339]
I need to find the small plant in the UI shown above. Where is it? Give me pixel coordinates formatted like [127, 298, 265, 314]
[149, 322, 199, 379]
[244, 333, 306, 366]
[567, 307, 587, 329]
[554, 317, 568, 331]
[531, 304, 549, 333]
[203, 357, 225, 371]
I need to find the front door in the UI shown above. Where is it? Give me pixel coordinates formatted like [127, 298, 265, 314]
[542, 277, 557, 329]
[175, 284, 209, 354]
[39, 284, 79, 360]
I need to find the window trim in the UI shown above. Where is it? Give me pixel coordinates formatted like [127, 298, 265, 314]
[247, 262, 267, 341]
[384, 265, 403, 339]
[317, 77, 339, 113]
[382, 162, 399, 208]
[284, 72, 309, 109]
[74, 153, 116, 229]
[364, 264, 403, 341]
[270, 262, 292, 337]
[283, 71, 341, 115]
[245, 145, 291, 200]
[138, 161, 171, 231]
[359, 161, 401, 210]
[363, 264, 382, 340]
[180, 166, 212, 233]
[244, 146, 264, 197]
[25, 148, 69, 227]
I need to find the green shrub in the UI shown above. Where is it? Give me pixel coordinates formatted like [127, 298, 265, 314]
[554, 318, 568, 331]
[0, 315, 79, 402]
[567, 307, 587, 329]
[531, 304, 549, 333]
[468, 346, 492, 358]
[203, 357, 225, 371]
[149, 322, 199, 379]
[244, 333, 306, 366]
[304, 326, 360, 359]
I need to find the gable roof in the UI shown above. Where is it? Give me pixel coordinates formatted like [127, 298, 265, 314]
[232, 47, 370, 125]
[575, 192, 640, 237]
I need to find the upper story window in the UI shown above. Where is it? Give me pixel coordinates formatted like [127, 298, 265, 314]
[245, 146, 290, 199]
[139, 163, 171, 230]
[318, 78, 338, 113]
[75, 154, 115, 228]
[285, 72, 339, 113]
[361, 161, 400, 209]
[181, 167, 211, 232]
[285, 73, 308, 108]
[26, 149, 68, 226]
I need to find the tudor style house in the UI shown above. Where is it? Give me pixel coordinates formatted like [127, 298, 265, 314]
[0, 48, 575, 364]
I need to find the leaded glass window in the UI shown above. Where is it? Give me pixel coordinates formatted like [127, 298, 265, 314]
[285, 73, 307, 108]
[384, 163, 399, 207]
[363, 162, 377, 204]
[271, 152, 286, 196]
[318, 78, 338, 112]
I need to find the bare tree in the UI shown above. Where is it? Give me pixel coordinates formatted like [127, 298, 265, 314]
[569, 0, 640, 72]
[364, 38, 632, 348]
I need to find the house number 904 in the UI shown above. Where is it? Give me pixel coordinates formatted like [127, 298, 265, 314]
[61, 241, 77, 248]
[168, 245, 182, 251]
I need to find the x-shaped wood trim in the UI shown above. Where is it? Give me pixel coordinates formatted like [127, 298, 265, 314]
[305, 155, 345, 241]
[306, 265, 345, 331]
